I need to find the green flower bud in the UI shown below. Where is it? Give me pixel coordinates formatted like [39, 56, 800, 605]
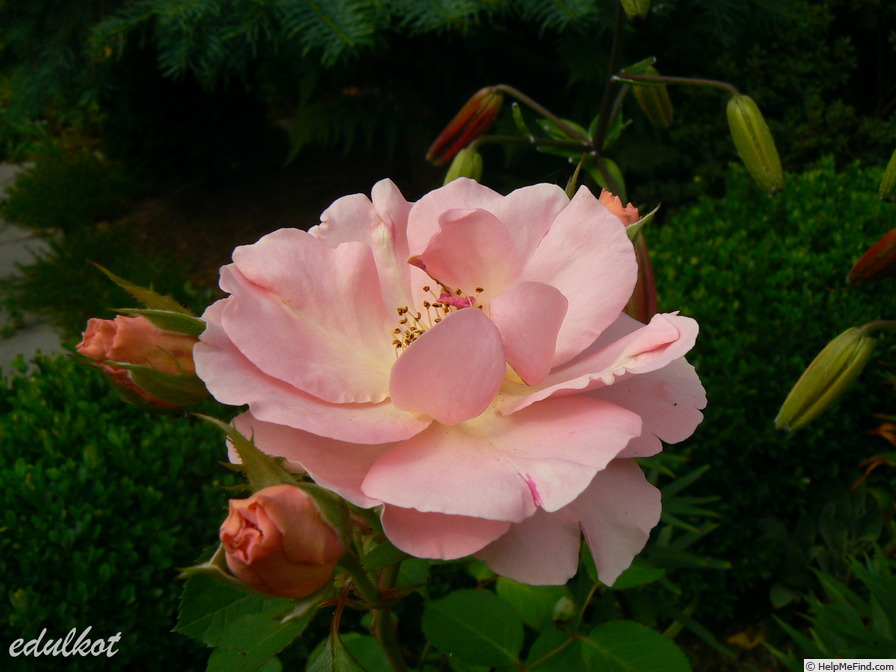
[775, 326, 877, 431]
[443, 147, 483, 184]
[620, 0, 650, 19]
[880, 146, 896, 201]
[632, 67, 673, 128]
[726, 95, 784, 194]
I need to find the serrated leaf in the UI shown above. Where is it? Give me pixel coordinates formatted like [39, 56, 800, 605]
[207, 605, 314, 672]
[307, 631, 367, 672]
[581, 621, 691, 672]
[93, 262, 193, 314]
[342, 634, 392, 672]
[175, 575, 296, 647]
[422, 589, 523, 667]
[495, 578, 570, 630]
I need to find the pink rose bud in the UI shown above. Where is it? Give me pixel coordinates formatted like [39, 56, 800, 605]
[847, 226, 896, 285]
[220, 485, 344, 599]
[426, 87, 504, 166]
[76, 315, 205, 409]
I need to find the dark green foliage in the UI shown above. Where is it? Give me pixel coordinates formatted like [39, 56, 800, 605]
[0, 354, 238, 671]
[649, 159, 896, 613]
[0, 225, 201, 343]
[0, 144, 137, 235]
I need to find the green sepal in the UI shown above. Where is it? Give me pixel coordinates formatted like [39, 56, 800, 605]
[92, 262, 194, 314]
[115, 362, 208, 406]
[566, 154, 587, 199]
[117, 307, 205, 337]
[196, 415, 355, 547]
[195, 414, 300, 492]
[626, 203, 660, 241]
[178, 543, 260, 593]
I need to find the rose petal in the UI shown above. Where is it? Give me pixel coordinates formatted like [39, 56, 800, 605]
[233, 412, 391, 509]
[523, 186, 638, 365]
[362, 396, 641, 522]
[599, 358, 706, 458]
[221, 231, 396, 403]
[476, 508, 581, 585]
[389, 308, 505, 425]
[381, 506, 511, 559]
[490, 281, 568, 385]
[310, 179, 415, 309]
[568, 459, 661, 586]
[407, 178, 505, 255]
[412, 208, 523, 298]
[197, 300, 431, 444]
[495, 183, 570, 261]
[497, 312, 698, 415]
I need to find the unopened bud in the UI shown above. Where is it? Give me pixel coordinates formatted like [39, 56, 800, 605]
[726, 95, 784, 194]
[880, 146, 896, 201]
[427, 87, 503, 166]
[632, 67, 673, 128]
[620, 0, 651, 19]
[775, 326, 877, 431]
[220, 485, 344, 599]
[847, 226, 896, 285]
[444, 147, 483, 184]
[76, 315, 207, 410]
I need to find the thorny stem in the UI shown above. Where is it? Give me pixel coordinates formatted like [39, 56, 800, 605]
[372, 563, 408, 672]
[339, 552, 379, 604]
[616, 72, 742, 97]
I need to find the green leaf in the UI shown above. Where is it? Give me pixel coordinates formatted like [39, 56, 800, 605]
[610, 559, 666, 590]
[621, 56, 658, 76]
[586, 158, 626, 202]
[526, 627, 584, 671]
[93, 262, 193, 314]
[511, 102, 534, 137]
[175, 575, 297, 647]
[207, 605, 315, 672]
[117, 308, 206, 336]
[495, 578, 571, 630]
[361, 541, 410, 572]
[307, 630, 368, 672]
[422, 589, 524, 667]
[342, 634, 392, 672]
[581, 621, 691, 672]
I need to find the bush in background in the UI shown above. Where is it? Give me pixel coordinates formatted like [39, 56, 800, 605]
[649, 158, 896, 617]
[0, 354, 238, 672]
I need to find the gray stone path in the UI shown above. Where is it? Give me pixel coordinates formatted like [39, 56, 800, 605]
[0, 162, 66, 378]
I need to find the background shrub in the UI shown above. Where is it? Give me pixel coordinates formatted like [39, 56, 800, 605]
[649, 159, 896, 617]
[0, 354, 238, 671]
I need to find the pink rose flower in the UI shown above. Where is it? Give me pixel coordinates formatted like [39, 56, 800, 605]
[220, 485, 344, 598]
[77, 315, 201, 408]
[196, 178, 706, 585]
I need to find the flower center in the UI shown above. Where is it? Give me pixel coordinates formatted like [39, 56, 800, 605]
[391, 284, 484, 352]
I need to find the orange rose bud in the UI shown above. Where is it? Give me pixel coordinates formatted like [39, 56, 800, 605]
[600, 190, 658, 323]
[76, 315, 205, 409]
[427, 87, 503, 166]
[847, 226, 896, 285]
[220, 485, 344, 599]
